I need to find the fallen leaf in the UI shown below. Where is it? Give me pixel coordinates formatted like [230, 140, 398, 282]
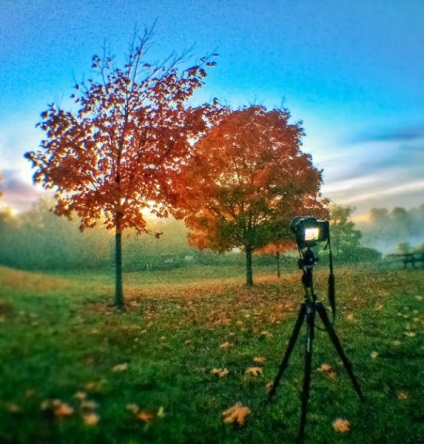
[6, 403, 21, 413]
[157, 406, 165, 418]
[112, 363, 128, 372]
[219, 341, 234, 349]
[253, 356, 266, 364]
[317, 363, 336, 378]
[222, 402, 251, 426]
[80, 400, 98, 412]
[317, 363, 332, 372]
[346, 313, 354, 321]
[245, 367, 263, 377]
[397, 390, 409, 400]
[126, 403, 139, 414]
[211, 368, 230, 378]
[73, 391, 87, 400]
[84, 380, 105, 392]
[265, 381, 274, 392]
[54, 403, 74, 417]
[137, 411, 154, 422]
[332, 418, 350, 433]
[370, 351, 378, 359]
[404, 331, 416, 337]
[83, 413, 100, 425]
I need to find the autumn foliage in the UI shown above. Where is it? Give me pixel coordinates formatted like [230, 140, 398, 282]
[25, 31, 219, 306]
[184, 105, 327, 285]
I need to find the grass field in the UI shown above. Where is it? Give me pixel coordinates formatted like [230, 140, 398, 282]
[0, 264, 423, 443]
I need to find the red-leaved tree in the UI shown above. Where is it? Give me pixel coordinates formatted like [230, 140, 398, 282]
[25, 31, 219, 307]
[184, 105, 328, 286]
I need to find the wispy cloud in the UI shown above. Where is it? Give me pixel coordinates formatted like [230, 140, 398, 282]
[352, 125, 424, 144]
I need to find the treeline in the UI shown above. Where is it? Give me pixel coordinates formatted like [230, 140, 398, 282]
[358, 205, 424, 255]
[0, 198, 397, 273]
[0, 198, 278, 272]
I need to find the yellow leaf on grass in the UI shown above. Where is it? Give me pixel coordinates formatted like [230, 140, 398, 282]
[317, 363, 336, 378]
[112, 363, 128, 372]
[317, 363, 332, 372]
[245, 367, 263, 377]
[397, 390, 409, 400]
[211, 368, 230, 378]
[222, 402, 251, 425]
[6, 403, 21, 413]
[219, 342, 234, 349]
[83, 413, 100, 425]
[73, 391, 87, 400]
[253, 356, 266, 364]
[126, 403, 139, 414]
[265, 381, 274, 392]
[84, 381, 104, 392]
[332, 418, 350, 433]
[370, 351, 378, 359]
[80, 400, 98, 412]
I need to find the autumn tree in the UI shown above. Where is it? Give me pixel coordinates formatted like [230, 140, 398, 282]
[25, 30, 219, 307]
[184, 105, 327, 286]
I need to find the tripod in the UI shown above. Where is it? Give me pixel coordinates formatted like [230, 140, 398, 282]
[268, 247, 364, 442]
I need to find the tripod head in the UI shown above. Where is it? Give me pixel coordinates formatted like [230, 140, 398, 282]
[297, 246, 318, 301]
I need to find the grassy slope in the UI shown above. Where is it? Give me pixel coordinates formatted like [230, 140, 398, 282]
[0, 265, 423, 443]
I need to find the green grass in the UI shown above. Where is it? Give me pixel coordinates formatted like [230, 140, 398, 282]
[0, 265, 423, 443]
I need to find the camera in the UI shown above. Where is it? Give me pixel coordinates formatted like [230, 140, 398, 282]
[291, 216, 329, 249]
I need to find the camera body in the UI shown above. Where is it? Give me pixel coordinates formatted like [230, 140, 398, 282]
[291, 216, 329, 249]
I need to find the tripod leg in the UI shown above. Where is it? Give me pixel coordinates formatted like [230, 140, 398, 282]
[268, 303, 307, 401]
[299, 303, 315, 442]
[316, 303, 364, 402]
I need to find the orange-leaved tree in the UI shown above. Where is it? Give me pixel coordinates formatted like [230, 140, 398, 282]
[25, 31, 219, 307]
[184, 105, 328, 286]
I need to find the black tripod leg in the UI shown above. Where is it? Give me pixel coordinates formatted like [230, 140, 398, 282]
[316, 303, 364, 402]
[299, 304, 315, 442]
[268, 303, 307, 401]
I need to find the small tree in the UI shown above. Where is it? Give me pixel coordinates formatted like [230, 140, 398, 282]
[397, 242, 411, 255]
[257, 241, 295, 277]
[329, 204, 362, 256]
[25, 30, 219, 307]
[184, 105, 327, 286]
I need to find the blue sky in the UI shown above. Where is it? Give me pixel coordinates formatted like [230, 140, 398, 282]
[1, 0, 423, 218]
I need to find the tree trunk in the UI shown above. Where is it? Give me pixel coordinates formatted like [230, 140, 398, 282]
[245, 246, 254, 287]
[114, 227, 124, 308]
[276, 252, 281, 278]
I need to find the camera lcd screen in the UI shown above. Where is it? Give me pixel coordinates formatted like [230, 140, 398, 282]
[304, 227, 319, 242]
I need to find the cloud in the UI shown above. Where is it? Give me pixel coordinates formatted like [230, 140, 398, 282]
[352, 125, 424, 144]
